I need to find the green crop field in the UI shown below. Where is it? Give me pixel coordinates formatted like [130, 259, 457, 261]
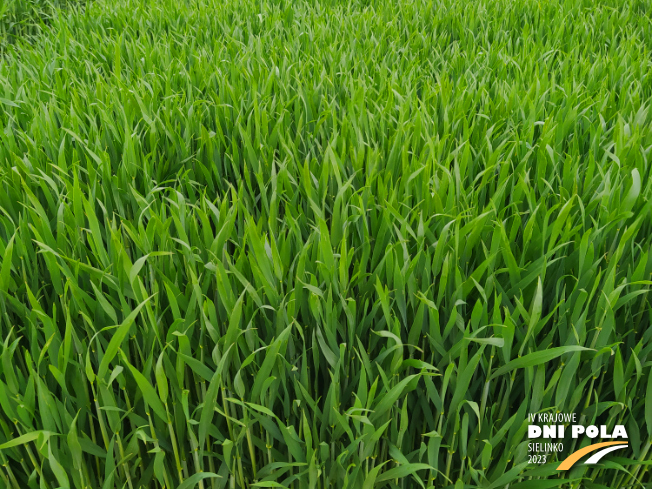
[1, 0, 652, 487]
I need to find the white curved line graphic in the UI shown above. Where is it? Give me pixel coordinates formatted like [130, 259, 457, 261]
[584, 444, 628, 464]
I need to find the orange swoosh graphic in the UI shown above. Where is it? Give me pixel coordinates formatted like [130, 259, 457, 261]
[556, 441, 628, 470]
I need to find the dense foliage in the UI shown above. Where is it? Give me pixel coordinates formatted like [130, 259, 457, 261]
[0, 0, 80, 47]
[0, 0, 652, 487]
